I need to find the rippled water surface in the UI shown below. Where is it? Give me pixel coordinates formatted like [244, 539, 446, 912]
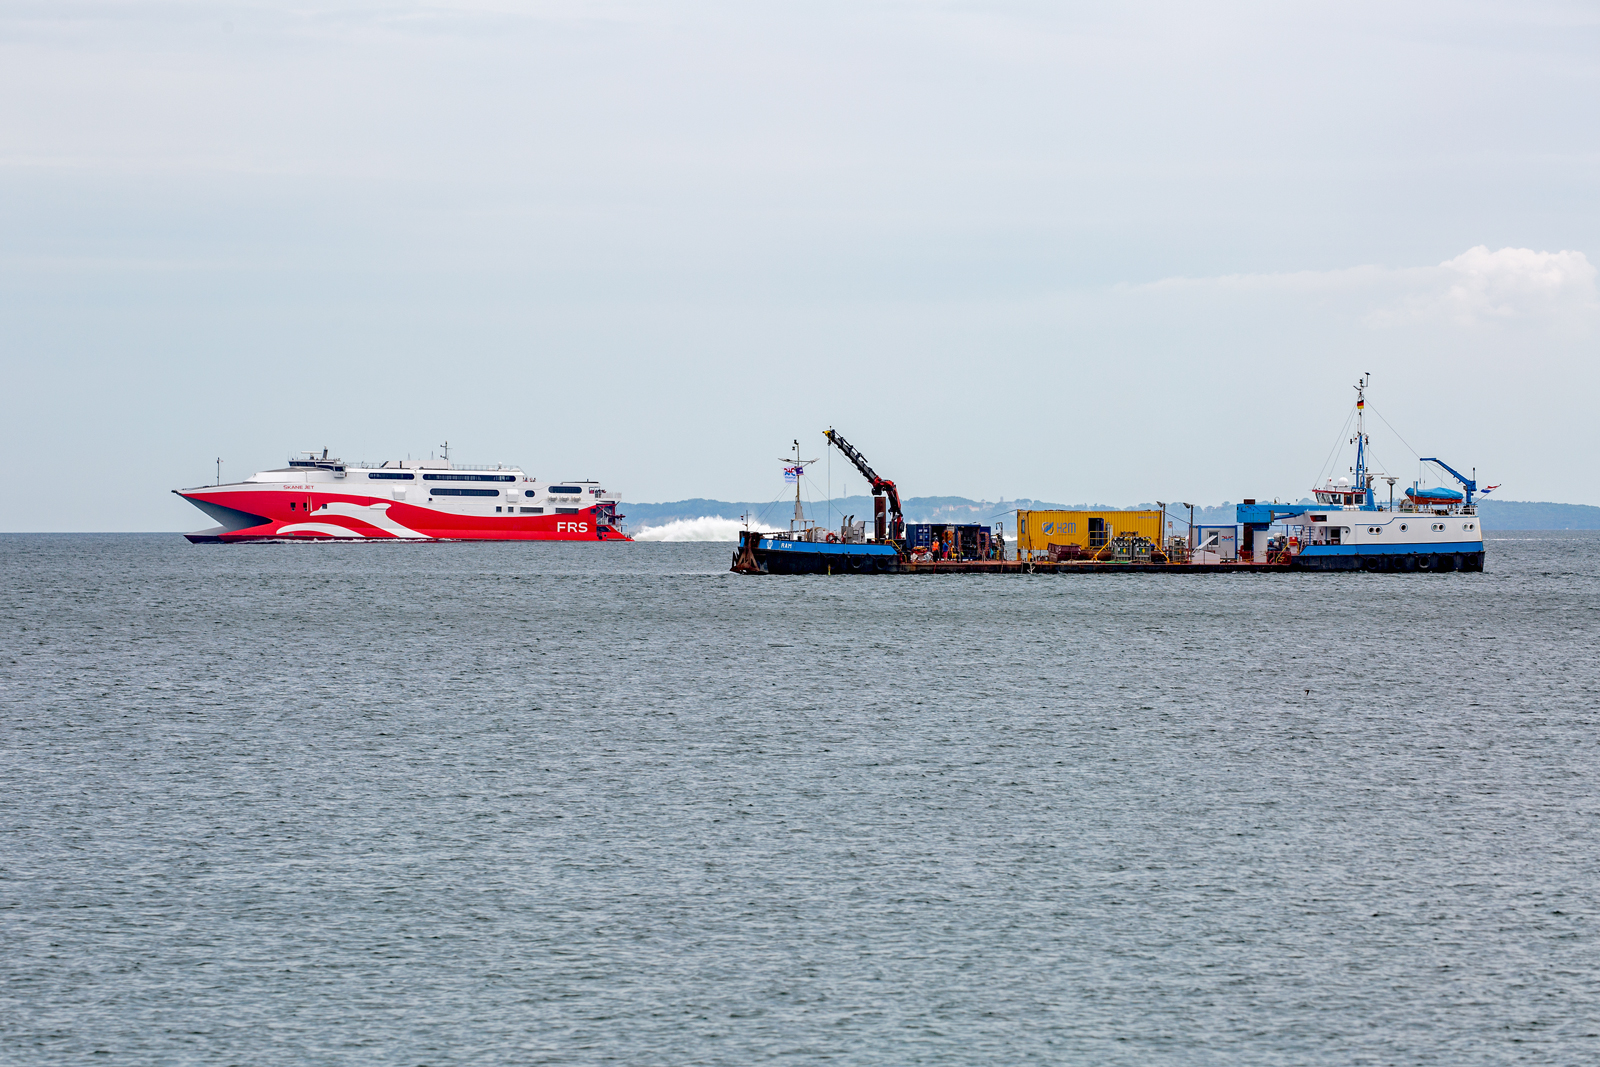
[4, 532, 1599, 1065]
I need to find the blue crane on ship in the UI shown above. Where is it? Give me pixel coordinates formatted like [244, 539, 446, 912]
[1416, 457, 1481, 506]
[1350, 374, 1490, 508]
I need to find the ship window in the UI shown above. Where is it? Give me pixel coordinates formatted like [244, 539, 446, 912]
[1369, 527, 1380, 535]
[422, 473, 517, 482]
[555, 507, 579, 514]
[430, 488, 499, 497]
[525, 490, 537, 498]
[549, 486, 581, 494]
[521, 507, 543, 514]
[289, 502, 296, 510]
[367, 472, 415, 480]
[1400, 524, 1407, 531]
[495, 506, 502, 512]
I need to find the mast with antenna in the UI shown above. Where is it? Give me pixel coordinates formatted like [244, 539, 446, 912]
[1353, 373, 1374, 509]
[782, 439, 819, 534]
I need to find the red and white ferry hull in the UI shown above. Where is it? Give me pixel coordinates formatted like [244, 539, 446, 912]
[176, 457, 631, 543]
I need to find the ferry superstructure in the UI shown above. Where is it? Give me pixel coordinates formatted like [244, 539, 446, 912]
[176, 450, 630, 543]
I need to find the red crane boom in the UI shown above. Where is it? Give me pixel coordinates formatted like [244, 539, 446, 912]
[823, 429, 903, 542]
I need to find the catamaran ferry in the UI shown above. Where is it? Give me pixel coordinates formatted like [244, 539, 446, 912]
[176, 449, 630, 543]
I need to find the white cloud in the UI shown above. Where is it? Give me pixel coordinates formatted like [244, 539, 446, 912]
[1423, 245, 1598, 324]
[1139, 247, 1599, 329]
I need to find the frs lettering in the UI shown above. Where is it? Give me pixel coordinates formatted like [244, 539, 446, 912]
[556, 521, 591, 533]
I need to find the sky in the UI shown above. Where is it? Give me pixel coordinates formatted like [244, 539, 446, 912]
[2, 0, 1596, 531]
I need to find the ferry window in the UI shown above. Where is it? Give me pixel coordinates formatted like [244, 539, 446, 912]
[1400, 524, 1407, 531]
[555, 506, 579, 514]
[549, 486, 581, 494]
[521, 507, 543, 514]
[289, 502, 296, 510]
[429, 487, 499, 497]
[422, 473, 516, 482]
[367, 472, 415, 480]
[525, 490, 536, 497]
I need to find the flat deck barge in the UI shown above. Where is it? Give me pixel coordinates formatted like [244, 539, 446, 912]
[900, 559, 1292, 574]
[733, 529, 1483, 575]
[735, 393, 1488, 577]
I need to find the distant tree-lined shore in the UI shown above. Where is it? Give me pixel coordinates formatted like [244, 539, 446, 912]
[624, 496, 1600, 532]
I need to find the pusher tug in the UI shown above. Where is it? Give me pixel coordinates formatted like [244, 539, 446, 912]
[176, 446, 630, 543]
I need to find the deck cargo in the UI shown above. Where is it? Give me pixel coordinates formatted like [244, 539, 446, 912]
[905, 523, 999, 561]
[1192, 524, 1239, 562]
[1016, 510, 1165, 561]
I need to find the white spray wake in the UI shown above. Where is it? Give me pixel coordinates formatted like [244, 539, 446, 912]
[632, 515, 743, 542]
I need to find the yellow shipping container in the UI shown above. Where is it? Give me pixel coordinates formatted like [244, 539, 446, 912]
[1016, 509, 1167, 559]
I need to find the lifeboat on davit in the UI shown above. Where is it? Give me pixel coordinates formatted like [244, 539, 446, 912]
[174, 449, 631, 544]
[1404, 486, 1465, 506]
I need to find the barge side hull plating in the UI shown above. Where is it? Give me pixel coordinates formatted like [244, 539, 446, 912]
[733, 534, 903, 574]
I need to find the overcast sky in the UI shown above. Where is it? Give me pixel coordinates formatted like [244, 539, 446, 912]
[2, 1, 1596, 530]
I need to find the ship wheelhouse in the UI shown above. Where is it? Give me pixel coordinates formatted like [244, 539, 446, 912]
[1312, 478, 1365, 507]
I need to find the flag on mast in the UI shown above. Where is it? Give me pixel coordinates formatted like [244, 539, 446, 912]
[784, 466, 803, 483]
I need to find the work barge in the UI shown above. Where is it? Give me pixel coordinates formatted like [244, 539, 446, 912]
[732, 544, 1307, 575]
[733, 379, 1488, 577]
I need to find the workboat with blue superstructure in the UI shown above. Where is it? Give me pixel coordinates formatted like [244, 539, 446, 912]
[1241, 375, 1488, 571]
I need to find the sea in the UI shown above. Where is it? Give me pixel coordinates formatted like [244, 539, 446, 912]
[3, 532, 1598, 1065]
